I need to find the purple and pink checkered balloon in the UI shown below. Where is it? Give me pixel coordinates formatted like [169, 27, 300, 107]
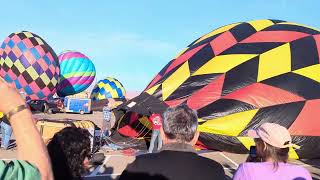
[0, 31, 60, 100]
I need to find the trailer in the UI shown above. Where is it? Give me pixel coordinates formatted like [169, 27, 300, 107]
[64, 97, 92, 114]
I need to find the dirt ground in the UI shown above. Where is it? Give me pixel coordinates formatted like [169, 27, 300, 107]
[1, 112, 320, 179]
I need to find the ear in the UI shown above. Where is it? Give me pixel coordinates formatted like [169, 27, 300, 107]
[83, 157, 89, 168]
[263, 141, 267, 151]
[160, 128, 168, 144]
[190, 131, 200, 146]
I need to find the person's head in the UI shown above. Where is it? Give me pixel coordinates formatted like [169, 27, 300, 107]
[47, 127, 91, 180]
[160, 104, 199, 145]
[248, 123, 299, 168]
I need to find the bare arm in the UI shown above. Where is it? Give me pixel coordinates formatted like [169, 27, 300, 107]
[0, 78, 53, 180]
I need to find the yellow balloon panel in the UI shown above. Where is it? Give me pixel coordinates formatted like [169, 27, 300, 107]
[193, 54, 258, 75]
[248, 19, 275, 31]
[293, 64, 320, 83]
[257, 43, 291, 82]
[162, 61, 190, 100]
[198, 109, 258, 136]
[146, 84, 160, 95]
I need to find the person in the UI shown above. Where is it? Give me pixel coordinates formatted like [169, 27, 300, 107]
[0, 77, 53, 180]
[47, 127, 91, 180]
[0, 91, 26, 150]
[0, 115, 13, 149]
[102, 99, 114, 137]
[119, 105, 226, 180]
[233, 123, 312, 180]
[148, 113, 162, 153]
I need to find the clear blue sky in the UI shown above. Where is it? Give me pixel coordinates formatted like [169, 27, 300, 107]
[1, 0, 319, 93]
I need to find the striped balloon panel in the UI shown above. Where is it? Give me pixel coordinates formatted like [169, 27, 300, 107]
[57, 51, 96, 96]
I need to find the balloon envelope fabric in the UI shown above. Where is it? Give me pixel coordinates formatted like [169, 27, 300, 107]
[0, 31, 59, 100]
[116, 19, 320, 159]
[91, 77, 126, 101]
[57, 51, 96, 96]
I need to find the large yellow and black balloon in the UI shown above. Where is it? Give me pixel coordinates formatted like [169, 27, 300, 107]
[116, 20, 320, 159]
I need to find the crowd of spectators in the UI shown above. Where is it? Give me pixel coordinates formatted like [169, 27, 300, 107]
[0, 78, 313, 180]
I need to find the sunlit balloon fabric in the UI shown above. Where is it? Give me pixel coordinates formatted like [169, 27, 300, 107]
[91, 77, 126, 101]
[119, 20, 320, 159]
[0, 31, 59, 100]
[57, 51, 96, 96]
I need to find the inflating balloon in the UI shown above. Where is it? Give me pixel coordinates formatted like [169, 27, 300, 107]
[91, 77, 126, 101]
[57, 51, 96, 96]
[0, 31, 59, 100]
[116, 19, 320, 159]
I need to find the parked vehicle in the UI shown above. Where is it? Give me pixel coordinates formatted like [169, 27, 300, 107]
[28, 98, 63, 114]
[48, 98, 64, 113]
[64, 97, 91, 114]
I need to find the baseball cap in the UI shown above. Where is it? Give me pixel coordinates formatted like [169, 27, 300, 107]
[248, 123, 300, 149]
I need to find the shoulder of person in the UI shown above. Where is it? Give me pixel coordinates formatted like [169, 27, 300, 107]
[285, 163, 313, 178]
[0, 160, 40, 180]
[236, 162, 260, 170]
[234, 162, 266, 178]
[233, 163, 248, 180]
[1, 116, 10, 125]
[235, 162, 258, 174]
[124, 153, 160, 172]
[135, 152, 161, 161]
[196, 154, 224, 167]
[190, 155, 226, 178]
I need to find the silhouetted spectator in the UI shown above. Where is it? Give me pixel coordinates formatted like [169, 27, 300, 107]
[233, 123, 312, 180]
[47, 127, 91, 180]
[119, 105, 226, 180]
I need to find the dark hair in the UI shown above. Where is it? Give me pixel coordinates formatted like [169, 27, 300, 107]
[47, 127, 91, 180]
[256, 138, 289, 169]
[162, 104, 198, 142]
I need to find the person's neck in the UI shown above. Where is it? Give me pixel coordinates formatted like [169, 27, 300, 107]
[264, 157, 284, 163]
[161, 141, 196, 153]
[164, 139, 193, 146]
[264, 157, 274, 163]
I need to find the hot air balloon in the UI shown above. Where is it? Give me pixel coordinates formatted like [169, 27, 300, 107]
[0, 31, 59, 100]
[115, 19, 320, 159]
[90, 77, 126, 101]
[56, 51, 96, 97]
